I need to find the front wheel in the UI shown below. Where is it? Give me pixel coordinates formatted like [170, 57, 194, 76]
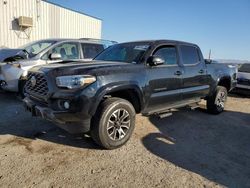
[91, 97, 136, 149]
[206, 86, 228, 114]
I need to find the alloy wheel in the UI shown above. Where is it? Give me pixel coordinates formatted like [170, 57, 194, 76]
[107, 108, 131, 141]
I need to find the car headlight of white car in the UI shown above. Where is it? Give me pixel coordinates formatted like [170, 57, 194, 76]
[22, 70, 28, 77]
[11, 63, 21, 68]
[56, 75, 96, 89]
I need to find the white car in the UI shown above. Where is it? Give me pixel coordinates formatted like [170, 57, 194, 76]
[0, 38, 116, 96]
[236, 63, 250, 90]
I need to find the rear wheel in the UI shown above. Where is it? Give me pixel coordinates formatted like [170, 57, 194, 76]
[91, 97, 136, 149]
[207, 86, 228, 114]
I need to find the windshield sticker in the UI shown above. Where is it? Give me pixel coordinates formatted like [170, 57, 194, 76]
[134, 45, 149, 51]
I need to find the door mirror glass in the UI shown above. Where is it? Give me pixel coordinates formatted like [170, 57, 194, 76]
[147, 56, 165, 66]
[49, 53, 62, 60]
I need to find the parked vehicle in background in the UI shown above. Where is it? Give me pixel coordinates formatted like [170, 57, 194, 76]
[236, 63, 250, 91]
[0, 38, 116, 97]
[23, 40, 237, 149]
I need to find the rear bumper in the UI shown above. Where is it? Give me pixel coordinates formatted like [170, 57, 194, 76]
[23, 97, 91, 134]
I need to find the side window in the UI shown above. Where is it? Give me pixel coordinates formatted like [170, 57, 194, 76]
[153, 46, 177, 65]
[81, 43, 105, 59]
[180, 45, 200, 65]
[45, 42, 80, 60]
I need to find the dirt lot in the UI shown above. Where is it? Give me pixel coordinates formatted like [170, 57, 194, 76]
[0, 91, 250, 188]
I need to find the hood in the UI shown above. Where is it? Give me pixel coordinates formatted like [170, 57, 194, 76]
[40, 61, 128, 70]
[16, 58, 40, 67]
[30, 60, 131, 76]
[0, 48, 26, 62]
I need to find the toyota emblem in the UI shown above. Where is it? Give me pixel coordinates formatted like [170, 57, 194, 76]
[30, 76, 37, 87]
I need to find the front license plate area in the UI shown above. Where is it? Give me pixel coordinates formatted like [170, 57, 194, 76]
[24, 102, 37, 117]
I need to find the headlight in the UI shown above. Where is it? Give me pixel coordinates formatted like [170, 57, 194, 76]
[56, 75, 96, 89]
[11, 63, 21, 68]
[22, 70, 28, 77]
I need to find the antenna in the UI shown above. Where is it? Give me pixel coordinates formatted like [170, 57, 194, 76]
[209, 49, 212, 60]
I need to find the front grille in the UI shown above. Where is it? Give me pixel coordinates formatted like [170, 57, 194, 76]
[25, 72, 49, 97]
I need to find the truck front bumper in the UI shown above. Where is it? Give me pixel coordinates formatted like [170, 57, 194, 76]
[23, 97, 91, 134]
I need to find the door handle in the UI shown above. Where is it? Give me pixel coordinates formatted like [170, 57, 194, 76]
[199, 69, 204, 74]
[174, 71, 182, 76]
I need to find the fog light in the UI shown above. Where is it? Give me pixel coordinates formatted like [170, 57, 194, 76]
[0, 80, 7, 87]
[64, 101, 70, 109]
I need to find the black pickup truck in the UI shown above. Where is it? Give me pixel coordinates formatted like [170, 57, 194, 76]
[23, 40, 237, 149]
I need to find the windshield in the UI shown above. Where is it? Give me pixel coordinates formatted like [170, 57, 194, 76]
[19, 40, 56, 58]
[94, 43, 150, 63]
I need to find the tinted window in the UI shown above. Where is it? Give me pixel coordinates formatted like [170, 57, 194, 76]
[95, 43, 150, 63]
[153, 46, 177, 65]
[82, 43, 104, 59]
[180, 45, 200, 65]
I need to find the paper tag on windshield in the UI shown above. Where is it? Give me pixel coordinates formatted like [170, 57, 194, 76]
[134, 45, 149, 51]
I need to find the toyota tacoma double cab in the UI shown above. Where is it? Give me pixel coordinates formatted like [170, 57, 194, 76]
[23, 40, 237, 149]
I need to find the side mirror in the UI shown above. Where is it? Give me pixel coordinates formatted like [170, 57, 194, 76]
[147, 56, 165, 66]
[49, 53, 62, 60]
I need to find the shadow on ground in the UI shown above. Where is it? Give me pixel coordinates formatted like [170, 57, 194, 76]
[142, 107, 250, 187]
[0, 91, 101, 150]
[1, 90, 250, 187]
[230, 89, 250, 98]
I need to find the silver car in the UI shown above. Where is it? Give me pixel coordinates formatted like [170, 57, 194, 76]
[0, 38, 115, 96]
[236, 63, 250, 90]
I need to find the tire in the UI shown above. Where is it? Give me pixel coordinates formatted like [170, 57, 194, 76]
[18, 79, 27, 98]
[91, 97, 136, 149]
[207, 86, 228, 114]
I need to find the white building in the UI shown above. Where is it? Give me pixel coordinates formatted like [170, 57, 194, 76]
[0, 0, 102, 48]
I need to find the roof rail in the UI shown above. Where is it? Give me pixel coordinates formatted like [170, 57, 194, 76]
[79, 38, 118, 44]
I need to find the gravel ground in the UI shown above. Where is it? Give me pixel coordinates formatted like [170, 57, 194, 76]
[0, 91, 249, 188]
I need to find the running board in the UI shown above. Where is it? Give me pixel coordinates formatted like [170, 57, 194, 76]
[156, 111, 173, 119]
[189, 103, 200, 110]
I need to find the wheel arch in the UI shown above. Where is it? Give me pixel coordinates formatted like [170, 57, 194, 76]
[217, 76, 231, 91]
[89, 84, 144, 116]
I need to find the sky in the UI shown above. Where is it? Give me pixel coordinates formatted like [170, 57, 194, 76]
[49, 0, 250, 60]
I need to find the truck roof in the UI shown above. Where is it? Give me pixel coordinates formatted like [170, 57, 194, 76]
[32, 38, 117, 45]
[120, 40, 198, 47]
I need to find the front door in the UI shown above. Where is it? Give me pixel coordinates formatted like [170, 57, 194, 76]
[144, 45, 183, 114]
[41, 42, 81, 64]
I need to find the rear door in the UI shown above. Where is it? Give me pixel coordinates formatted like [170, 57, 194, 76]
[81, 43, 105, 60]
[179, 45, 209, 101]
[144, 45, 183, 114]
